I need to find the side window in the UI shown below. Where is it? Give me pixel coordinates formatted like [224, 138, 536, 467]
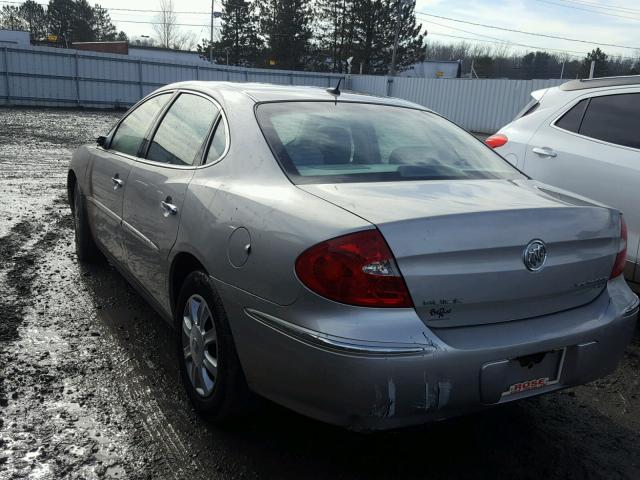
[555, 98, 588, 133]
[147, 93, 219, 166]
[110, 93, 171, 156]
[205, 117, 228, 164]
[579, 93, 640, 149]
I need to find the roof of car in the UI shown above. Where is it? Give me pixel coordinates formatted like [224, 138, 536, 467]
[162, 81, 429, 110]
[559, 75, 640, 91]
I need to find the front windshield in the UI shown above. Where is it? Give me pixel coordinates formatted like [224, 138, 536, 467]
[256, 101, 524, 184]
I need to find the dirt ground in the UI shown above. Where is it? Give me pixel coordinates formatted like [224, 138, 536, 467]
[0, 107, 639, 480]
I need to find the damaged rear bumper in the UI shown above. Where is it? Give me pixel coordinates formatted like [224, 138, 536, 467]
[218, 277, 638, 431]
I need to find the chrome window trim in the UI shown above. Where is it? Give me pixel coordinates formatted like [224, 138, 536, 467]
[549, 88, 640, 153]
[104, 87, 230, 170]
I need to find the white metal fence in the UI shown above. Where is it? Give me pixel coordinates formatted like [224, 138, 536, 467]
[1, 45, 564, 133]
[351, 75, 564, 132]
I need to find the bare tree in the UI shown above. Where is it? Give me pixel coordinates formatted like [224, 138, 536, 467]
[152, 0, 179, 49]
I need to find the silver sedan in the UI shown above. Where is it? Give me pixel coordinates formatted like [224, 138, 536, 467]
[68, 81, 638, 431]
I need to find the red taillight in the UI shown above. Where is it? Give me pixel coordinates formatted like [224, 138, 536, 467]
[610, 216, 627, 279]
[295, 230, 413, 308]
[485, 133, 508, 149]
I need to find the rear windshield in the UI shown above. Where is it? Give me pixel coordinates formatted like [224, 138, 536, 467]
[256, 101, 523, 184]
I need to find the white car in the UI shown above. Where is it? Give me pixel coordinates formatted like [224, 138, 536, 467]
[488, 76, 640, 283]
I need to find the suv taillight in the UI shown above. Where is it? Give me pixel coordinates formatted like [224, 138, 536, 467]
[485, 133, 508, 148]
[610, 216, 627, 279]
[295, 230, 413, 308]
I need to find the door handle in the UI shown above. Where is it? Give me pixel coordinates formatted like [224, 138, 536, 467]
[532, 146, 557, 158]
[161, 199, 178, 216]
[111, 175, 124, 190]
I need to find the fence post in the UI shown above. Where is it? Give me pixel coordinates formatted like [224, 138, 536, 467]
[244, 70, 248, 82]
[74, 53, 80, 105]
[289, 73, 293, 85]
[195, 65, 199, 80]
[3, 47, 10, 105]
[138, 59, 143, 98]
[386, 76, 393, 96]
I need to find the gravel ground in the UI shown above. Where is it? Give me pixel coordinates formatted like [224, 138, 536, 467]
[0, 107, 639, 480]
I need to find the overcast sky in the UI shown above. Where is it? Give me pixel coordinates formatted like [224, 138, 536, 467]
[104, 0, 640, 60]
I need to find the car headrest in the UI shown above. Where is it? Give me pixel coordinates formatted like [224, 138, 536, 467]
[316, 126, 352, 165]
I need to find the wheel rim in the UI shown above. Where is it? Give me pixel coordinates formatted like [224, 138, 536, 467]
[182, 294, 218, 397]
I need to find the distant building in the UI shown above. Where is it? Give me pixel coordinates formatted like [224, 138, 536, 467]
[0, 29, 30, 48]
[400, 60, 461, 79]
[72, 41, 128, 55]
[128, 45, 209, 64]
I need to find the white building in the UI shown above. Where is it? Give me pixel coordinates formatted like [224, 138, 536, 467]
[0, 29, 31, 48]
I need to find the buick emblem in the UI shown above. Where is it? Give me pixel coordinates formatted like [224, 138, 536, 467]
[523, 240, 547, 271]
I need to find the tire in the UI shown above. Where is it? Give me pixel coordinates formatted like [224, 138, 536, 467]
[72, 182, 102, 263]
[175, 271, 248, 422]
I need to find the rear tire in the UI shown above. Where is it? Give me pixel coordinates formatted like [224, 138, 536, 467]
[175, 271, 248, 423]
[72, 182, 102, 263]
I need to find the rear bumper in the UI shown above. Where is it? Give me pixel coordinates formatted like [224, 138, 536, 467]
[217, 277, 638, 431]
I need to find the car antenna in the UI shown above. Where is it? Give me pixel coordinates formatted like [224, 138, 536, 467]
[326, 77, 342, 96]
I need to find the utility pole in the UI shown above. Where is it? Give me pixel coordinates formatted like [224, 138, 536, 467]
[560, 61, 565, 79]
[390, 0, 410, 77]
[209, 0, 214, 62]
[589, 60, 595, 79]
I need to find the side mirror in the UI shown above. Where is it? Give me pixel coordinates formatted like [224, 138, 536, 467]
[96, 135, 107, 147]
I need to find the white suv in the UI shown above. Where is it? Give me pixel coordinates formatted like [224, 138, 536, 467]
[488, 76, 640, 283]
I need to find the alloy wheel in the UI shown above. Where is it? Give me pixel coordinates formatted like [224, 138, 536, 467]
[181, 294, 218, 397]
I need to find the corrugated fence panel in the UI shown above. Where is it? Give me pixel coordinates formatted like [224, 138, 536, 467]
[0, 46, 565, 131]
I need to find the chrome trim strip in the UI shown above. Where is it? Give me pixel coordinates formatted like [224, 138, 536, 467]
[122, 220, 159, 252]
[86, 196, 120, 223]
[245, 308, 431, 356]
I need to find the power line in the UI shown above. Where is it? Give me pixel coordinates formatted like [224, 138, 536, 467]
[414, 10, 640, 50]
[533, 0, 640, 21]
[557, 0, 640, 14]
[421, 18, 589, 58]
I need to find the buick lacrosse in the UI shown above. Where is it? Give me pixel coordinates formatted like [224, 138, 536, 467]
[68, 82, 638, 430]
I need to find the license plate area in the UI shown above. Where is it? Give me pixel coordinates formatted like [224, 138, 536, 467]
[502, 348, 565, 396]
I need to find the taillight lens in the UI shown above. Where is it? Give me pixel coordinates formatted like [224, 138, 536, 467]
[485, 133, 508, 148]
[295, 230, 413, 308]
[610, 216, 627, 279]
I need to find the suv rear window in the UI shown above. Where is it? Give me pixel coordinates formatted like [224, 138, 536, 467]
[579, 93, 640, 149]
[256, 102, 523, 184]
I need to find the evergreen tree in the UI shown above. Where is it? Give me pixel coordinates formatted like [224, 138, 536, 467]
[0, 6, 26, 30]
[257, 0, 312, 69]
[92, 4, 118, 41]
[47, 0, 106, 43]
[19, 0, 47, 39]
[216, 0, 263, 66]
[314, 0, 357, 72]
[582, 48, 608, 78]
[350, 0, 424, 75]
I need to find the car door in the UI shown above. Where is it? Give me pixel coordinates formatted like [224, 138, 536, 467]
[86, 92, 173, 264]
[523, 89, 640, 280]
[121, 91, 222, 311]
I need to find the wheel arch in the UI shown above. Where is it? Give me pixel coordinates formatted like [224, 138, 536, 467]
[169, 251, 209, 317]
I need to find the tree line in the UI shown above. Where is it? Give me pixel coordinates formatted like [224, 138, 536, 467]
[0, 0, 126, 44]
[198, 0, 638, 77]
[2, 0, 638, 78]
[427, 43, 638, 80]
[198, 0, 426, 74]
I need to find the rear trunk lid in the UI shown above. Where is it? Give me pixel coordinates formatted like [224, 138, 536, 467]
[300, 180, 620, 328]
